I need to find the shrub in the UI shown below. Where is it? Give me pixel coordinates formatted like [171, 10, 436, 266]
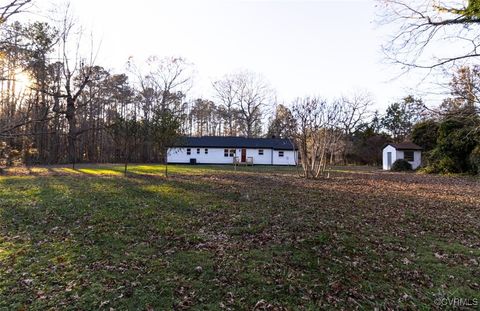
[436, 156, 458, 174]
[470, 146, 480, 175]
[419, 165, 437, 174]
[411, 120, 439, 152]
[434, 119, 478, 173]
[391, 159, 413, 171]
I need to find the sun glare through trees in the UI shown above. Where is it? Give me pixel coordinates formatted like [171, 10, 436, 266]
[0, 0, 479, 309]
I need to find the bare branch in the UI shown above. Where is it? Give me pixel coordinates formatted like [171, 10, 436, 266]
[0, 0, 32, 24]
[379, 0, 480, 70]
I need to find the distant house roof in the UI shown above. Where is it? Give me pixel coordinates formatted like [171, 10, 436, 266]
[384, 142, 423, 150]
[172, 136, 297, 150]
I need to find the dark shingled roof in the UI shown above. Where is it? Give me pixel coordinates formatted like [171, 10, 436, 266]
[173, 136, 297, 150]
[384, 142, 423, 150]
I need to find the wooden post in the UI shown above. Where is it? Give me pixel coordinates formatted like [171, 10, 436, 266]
[123, 110, 129, 177]
[72, 138, 76, 170]
[165, 152, 168, 178]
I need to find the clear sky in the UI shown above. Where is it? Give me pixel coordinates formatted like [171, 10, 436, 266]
[30, 0, 441, 112]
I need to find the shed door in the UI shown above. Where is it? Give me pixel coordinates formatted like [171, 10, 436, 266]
[387, 152, 392, 169]
[241, 148, 247, 162]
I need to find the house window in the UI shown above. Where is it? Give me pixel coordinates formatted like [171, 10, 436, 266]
[205, 148, 208, 154]
[197, 148, 200, 154]
[224, 149, 236, 157]
[258, 149, 264, 155]
[278, 151, 284, 157]
[404, 151, 414, 162]
[187, 148, 191, 155]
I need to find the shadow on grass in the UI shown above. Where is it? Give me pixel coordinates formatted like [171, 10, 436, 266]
[1, 167, 479, 309]
[0, 175, 236, 309]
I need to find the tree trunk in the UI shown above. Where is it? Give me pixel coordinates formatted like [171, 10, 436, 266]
[65, 96, 77, 167]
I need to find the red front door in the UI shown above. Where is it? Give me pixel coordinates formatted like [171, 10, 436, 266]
[241, 148, 246, 162]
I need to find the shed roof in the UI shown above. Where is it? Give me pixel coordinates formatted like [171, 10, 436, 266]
[173, 136, 297, 150]
[384, 142, 423, 150]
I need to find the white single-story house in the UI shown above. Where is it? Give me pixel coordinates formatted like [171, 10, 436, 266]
[382, 142, 423, 170]
[167, 136, 298, 166]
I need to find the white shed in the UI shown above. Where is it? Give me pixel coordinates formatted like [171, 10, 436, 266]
[167, 136, 298, 166]
[382, 142, 422, 170]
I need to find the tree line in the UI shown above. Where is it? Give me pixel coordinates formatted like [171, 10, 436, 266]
[0, 0, 479, 178]
[0, 2, 374, 169]
[0, 4, 278, 166]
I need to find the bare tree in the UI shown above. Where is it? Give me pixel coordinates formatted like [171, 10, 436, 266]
[145, 56, 193, 108]
[46, 6, 96, 167]
[440, 65, 480, 134]
[267, 103, 297, 139]
[338, 91, 372, 163]
[128, 56, 192, 117]
[292, 97, 342, 179]
[127, 56, 192, 168]
[212, 74, 239, 136]
[0, 4, 202, 167]
[213, 71, 273, 137]
[189, 98, 218, 136]
[379, 0, 480, 70]
[235, 71, 273, 137]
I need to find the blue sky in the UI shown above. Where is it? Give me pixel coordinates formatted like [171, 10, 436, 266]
[34, 0, 442, 111]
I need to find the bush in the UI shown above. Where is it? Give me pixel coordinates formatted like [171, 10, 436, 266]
[434, 119, 478, 173]
[436, 156, 458, 174]
[470, 146, 480, 175]
[391, 159, 413, 171]
[411, 120, 439, 152]
[419, 165, 437, 174]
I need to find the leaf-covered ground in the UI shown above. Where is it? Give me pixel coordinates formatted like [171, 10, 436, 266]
[0, 165, 479, 310]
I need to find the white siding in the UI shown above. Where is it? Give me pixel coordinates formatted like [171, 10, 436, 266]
[167, 148, 232, 164]
[396, 150, 422, 170]
[382, 145, 397, 170]
[272, 150, 297, 165]
[383, 145, 422, 170]
[413, 151, 422, 169]
[167, 147, 297, 165]
[246, 148, 274, 165]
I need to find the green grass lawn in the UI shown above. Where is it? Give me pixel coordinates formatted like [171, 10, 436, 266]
[0, 164, 479, 310]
